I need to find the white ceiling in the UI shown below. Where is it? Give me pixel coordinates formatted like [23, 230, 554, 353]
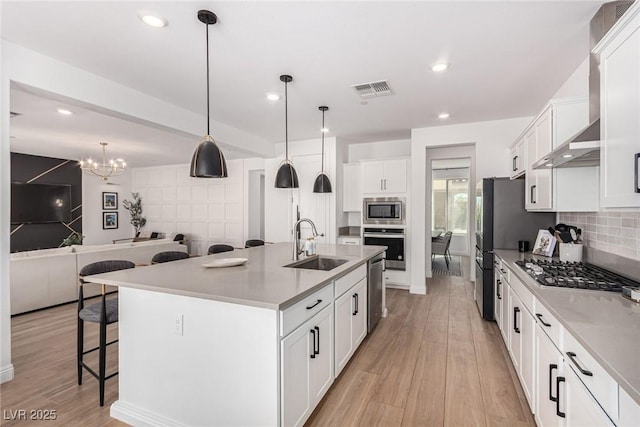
[2, 1, 603, 165]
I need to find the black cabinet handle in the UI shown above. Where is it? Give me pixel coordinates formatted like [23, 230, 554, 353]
[513, 307, 520, 333]
[314, 326, 320, 355]
[531, 185, 537, 204]
[496, 279, 502, 300]
[566, 351, 593, 376]
[635, 153, 640, 193]
[549, 364, 558, 402]
[536, 313, 552, 327]
[556, 376, 566, 418]
[352, 293, 359, 315]
[500, 268, 507, 274]
[306, 299, 322, 310]
[513, 156, 518, 172]
[310, 329, 316, 359]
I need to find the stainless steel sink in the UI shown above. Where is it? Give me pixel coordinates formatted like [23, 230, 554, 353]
[285, 256, 349, 271]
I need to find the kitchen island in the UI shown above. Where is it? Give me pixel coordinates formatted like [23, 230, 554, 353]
[85, 242, 386, 427]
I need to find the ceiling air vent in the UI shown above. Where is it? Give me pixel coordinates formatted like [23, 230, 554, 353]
[352, 80, 392, 98]
[10, 111, 21, 118]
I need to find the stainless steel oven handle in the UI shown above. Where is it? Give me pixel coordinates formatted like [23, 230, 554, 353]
[363, 233, 405, 238]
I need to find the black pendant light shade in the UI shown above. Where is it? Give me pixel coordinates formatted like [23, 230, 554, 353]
[275, 75, 299, 188]
[190, 9, 228, 178]
[275, 160, 300, 188]
[190, 135, 228, 177]
[313, 173, 332, 193]
[313, 106, 332, 193]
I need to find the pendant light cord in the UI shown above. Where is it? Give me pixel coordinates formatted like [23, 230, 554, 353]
[206, 22, 211, 136]
[285, 81, 289, 160]
[321, 110, 325, 173]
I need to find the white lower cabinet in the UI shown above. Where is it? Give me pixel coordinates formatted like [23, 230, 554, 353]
[561, 366, 615, 426]
[494, 267, 503, 333]
[508, 286, 535, 410]
[281, 304, 334, 427]
[335, 278, 367, 376]
[536, 324, 564, 427]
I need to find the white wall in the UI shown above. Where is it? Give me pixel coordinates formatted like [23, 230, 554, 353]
[264, 138, 337, 244]
[348, 139, 411, 162]
[410, 117, 532, 294]
[82, 171, 133, 245]
[0, 2, 14, 384]
[247, 170, 264, 240]
[551, 56, 589, 99]
[243, 158, 266, 242]
[131, 160, 245, 256]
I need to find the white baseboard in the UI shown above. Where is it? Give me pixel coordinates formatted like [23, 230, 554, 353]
[111, 400, 182, 427]
[386, 283, 409, 290]
[0, 364, 15, 384]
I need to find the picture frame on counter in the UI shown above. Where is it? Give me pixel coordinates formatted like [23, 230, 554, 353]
[532, 229, 556, 257]
[103, 192, 118, 210]
[103, 212, 118, 230]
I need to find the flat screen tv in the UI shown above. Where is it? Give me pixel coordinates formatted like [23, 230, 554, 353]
[11, 182, 72, 224]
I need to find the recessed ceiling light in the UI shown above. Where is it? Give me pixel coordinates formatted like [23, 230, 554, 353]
[57, 108, 74, 115]
[563, 154, 573, 158]
[438, 113, 450, 119]
[546, 163, 553, 167]
[138, 12, 168, 28]
[432, 63, 449, 72]
[266, 93, 280, 101]
[321, 128, 329, 133]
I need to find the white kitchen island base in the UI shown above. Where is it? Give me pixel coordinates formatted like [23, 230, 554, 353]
[111, 287, 279, 426]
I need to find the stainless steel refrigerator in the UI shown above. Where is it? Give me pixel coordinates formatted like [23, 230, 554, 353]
[475, 178, 555, 320]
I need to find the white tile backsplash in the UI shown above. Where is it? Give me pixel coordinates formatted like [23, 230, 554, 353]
[559, 211, 640, 261]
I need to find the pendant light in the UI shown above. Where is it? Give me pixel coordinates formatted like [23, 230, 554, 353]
[274, 75, 299, 188]
[313, 106, 332, 193]
[190, 10, 228, 178]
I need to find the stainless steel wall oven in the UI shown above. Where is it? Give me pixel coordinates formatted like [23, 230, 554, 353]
[363, 227, 405, 270]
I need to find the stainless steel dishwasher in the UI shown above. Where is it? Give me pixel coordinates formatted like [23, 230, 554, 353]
[368, 254, 384, 332]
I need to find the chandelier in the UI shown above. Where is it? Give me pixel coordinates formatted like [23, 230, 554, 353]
[80, 142, 126, 181]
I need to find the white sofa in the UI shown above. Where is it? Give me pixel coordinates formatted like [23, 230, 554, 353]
[10, 239, 187, 315]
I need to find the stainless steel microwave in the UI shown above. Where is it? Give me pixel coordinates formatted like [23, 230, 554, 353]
[363, 197, 406, 225]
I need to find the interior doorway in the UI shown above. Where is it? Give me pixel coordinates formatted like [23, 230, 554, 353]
[247, 170, 265, 240]
[425, 145, 476, 281]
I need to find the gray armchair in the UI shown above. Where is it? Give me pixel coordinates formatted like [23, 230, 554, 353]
[432, 231, 453, 269]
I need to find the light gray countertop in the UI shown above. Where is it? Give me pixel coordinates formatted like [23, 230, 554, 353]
[85, 243, 385, 310]
[495, 249, 640, 405]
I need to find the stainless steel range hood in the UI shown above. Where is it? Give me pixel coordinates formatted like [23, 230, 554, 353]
[533, 1, 633, 170]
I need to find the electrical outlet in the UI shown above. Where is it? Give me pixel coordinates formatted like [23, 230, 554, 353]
[174, 314, 183, 336]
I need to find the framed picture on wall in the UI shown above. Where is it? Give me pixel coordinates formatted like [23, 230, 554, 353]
[103, 212, 118, 230]
[103, 192, 118, 210]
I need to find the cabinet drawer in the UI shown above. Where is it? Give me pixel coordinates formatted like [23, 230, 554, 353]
[334, 265, 367, 299]
[508, 271, 534, 315]
[533, 300, 563, 351]
[564, 331, 619, 420]
[281, 285, 333, 337]
[337, 237, 361, 245]
[497, 262, 511, 284]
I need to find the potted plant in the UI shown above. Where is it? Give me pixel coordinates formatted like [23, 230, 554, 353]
[123, 192, 147, 236]
[61, 232, 84, 246]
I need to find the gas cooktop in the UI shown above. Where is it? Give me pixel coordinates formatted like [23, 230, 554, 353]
[515, 259, 639, 292]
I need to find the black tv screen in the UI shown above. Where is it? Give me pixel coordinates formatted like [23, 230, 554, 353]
[11, 182, 72, 224]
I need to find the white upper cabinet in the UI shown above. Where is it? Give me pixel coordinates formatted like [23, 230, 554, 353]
[510, 138, 526, 179]
[518, 98, 598, 212]
[361, 159, 408, 194]
[342, 163, 362, 212]
[595, 5, 640, 208]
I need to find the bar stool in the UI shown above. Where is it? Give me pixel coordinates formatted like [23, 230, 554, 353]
[245, 239, 265, 248]
[151, 251, 189, 264]
[208, 244, 234, 254]
[77, 260, 135, 406]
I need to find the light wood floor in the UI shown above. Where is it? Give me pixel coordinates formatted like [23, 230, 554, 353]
[1, 269, 534, 426]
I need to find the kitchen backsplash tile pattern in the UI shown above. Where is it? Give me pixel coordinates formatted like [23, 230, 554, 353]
[559, 212, 640, 261]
